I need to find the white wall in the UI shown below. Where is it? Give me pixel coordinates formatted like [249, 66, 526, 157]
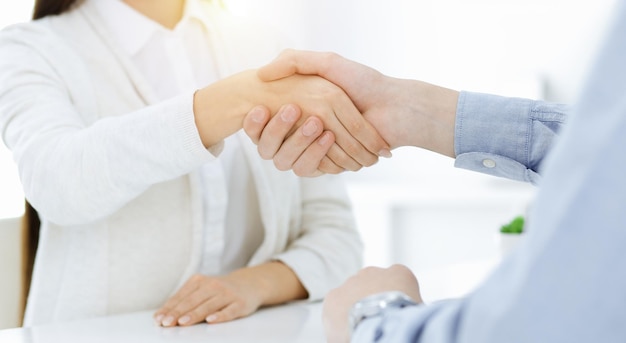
[0, 0, 32, 220]
[227, 0, 616, 101]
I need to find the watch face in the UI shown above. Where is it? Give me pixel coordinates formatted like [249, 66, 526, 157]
[349, 291, 417, 333]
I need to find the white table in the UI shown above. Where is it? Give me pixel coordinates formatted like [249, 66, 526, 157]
[0, 302, 325, 343]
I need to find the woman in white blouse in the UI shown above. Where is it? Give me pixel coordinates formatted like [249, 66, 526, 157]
[0, 0, 389, 327]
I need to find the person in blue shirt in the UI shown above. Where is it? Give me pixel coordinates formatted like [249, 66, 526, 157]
[241, 1, 626, 341]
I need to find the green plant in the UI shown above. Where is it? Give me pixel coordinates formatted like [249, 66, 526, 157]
[500, 215, 525, 234]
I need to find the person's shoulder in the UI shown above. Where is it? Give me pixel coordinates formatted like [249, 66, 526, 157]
[0, 19, 52, 43]
[1, 22, 71, 73]
[0, 16, 71, 57]
[0, 17, 81, 80]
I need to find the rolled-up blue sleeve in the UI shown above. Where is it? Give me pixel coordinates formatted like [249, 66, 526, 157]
[454, 91, 568, 185]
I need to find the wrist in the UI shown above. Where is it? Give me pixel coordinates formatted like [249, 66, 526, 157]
[229, 262, 307, 306]
[349, 291, 418, 334]
[193, 70, 259, 148]
[400, 79, 458, 157]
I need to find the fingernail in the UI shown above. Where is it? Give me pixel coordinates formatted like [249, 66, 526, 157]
[318, 132, 331, 146]
[250, 107, 266, 123]
[154, 314, 164, 324]
[161, 315, 175, 327]
[378, 149, 392, 158]
[302, 119, 319, 137]
[178, 315, 191, 325]
[280, 105, 297, 122]
[205, 314, 218, 323]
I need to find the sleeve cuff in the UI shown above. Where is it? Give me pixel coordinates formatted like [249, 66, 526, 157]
[454, 91, 538, 184]
[273, 249, 329, 301]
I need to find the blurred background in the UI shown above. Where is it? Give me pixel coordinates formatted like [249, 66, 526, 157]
[0, 0, 618, 324]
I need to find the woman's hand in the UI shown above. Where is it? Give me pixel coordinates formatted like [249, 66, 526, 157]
[193, 70, 390, 172]
[154, 261, 307, 327]
[244, 104, 350, 176]
[153, 272, 263, 327]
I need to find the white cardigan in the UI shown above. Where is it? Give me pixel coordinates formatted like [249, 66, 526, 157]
[0, 0, 362, 326]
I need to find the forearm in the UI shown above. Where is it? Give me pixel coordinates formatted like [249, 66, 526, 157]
[336, 74, 458, 156]
[193, 70, 260, 148]
[229, 261, 308, 306]
[393, 78, 458, 156]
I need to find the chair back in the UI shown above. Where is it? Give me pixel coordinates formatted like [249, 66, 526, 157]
[20, 201, 40, 326]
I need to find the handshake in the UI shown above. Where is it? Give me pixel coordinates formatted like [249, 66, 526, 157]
[228, 49, 460, 177]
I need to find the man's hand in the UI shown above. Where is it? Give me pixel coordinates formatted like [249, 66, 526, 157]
[322, 264, 423, 343]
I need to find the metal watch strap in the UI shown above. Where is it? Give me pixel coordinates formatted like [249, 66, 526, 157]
[349, 291, 418, 333]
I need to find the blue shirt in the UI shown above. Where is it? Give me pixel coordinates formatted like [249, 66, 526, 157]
[353, 1, 626, 341]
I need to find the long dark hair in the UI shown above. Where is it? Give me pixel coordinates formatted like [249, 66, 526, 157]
[32, 0, 78, 20]
[21, 2, 79, 325]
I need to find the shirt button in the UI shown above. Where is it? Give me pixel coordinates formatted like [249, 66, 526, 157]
[482, 159, 496, 168]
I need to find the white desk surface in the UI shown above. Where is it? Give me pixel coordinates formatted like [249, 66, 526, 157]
[0, 302, 325, 343]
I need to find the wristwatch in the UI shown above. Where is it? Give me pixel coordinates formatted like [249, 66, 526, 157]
[349, 291, 418, 333]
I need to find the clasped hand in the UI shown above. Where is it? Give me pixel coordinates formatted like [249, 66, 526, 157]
[242, 49, 459, 176]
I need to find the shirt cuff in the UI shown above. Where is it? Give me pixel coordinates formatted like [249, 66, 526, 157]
[169, 91, 226, 159]
[454, 91, 539, 184]
[163, 92, 219, 162]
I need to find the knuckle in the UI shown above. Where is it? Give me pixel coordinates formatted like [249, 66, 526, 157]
[362, 155, 379, 167]
[188, 308, 206, 320]
[357, 153, 377, 167]
[258, 147, 273, 160]
[334, 156, 358, 172]
[344, 117, 364, 132]
[207, 278, 225, 289]
[389, 264, 410, 273]
[273, 157, 292, 171]
[283, 48, 296, 56]
[343, 145, 377, 168]
[360, 266, 382, 275]
[319, 158, 342, 174]
[342, 141, 362, 158]
[321, 51, 339, 65]
[228, 302, 243, 314]
[167, 309, 182, 318]
[190, 274, 204, 282]
[292, 164, 314, 177]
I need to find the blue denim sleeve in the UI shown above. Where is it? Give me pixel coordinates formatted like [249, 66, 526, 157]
[453, 91, 569, 185]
